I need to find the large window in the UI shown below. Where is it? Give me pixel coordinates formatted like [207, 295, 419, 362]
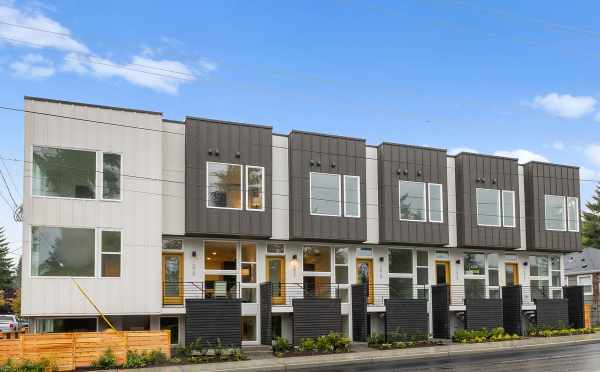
[303, 245, 331, 272]
[310, 173, 341, 216]
[32, 146, 96, 199]
[389, 249, 412, 274]
[205, 241, 237, 270]
[399, 181, 426, 221]
[31, 226, 95, 277]
[464, 253, 486, 299]
[207, 162, 242, 209]
[476, 188, 500, 227]
[246, 166, 264, 211]
[502, 191, 515, 227]
[343, 175, 360, 218]
[545, 195, 566, 231]
[567, 197, 580, 232]
[428, 183, 443, 223]
[529, 255, 558, 299]
[102, 153, 121, 200]
[390, 277, 413, 299]
[101, 230, 121, 277]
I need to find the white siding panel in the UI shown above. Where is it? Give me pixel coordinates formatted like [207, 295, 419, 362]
[272, 135, 289, 240]
[365, 146, 379, 244]
[446, 157, 457, 247]
[518, 165, 526, 250]
[162, 121, 185, 235]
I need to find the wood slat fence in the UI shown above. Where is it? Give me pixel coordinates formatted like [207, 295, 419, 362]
[0, 330, 170, 371]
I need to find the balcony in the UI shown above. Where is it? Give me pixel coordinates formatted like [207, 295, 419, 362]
[521, 286, 563, 305]
[162, 281, 242, 306]
[269, 283, 343, 306]
[447, 285, 502, 306]
[369, 284, 430, 307]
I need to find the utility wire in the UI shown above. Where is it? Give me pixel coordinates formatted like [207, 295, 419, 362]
[0, 156, 21, 199]
[0, 168, 18, 209]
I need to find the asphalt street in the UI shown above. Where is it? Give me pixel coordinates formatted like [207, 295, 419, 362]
[295, 342, 600, 372]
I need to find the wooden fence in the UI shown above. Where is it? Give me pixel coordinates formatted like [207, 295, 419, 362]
[0, 330, 171, 371]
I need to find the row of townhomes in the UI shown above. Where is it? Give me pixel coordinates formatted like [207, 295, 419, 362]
[22, 96, 585, 346]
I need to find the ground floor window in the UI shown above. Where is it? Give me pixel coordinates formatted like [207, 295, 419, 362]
[241, 316, 257, 342]
[37, 318, 97, 333]
[160, 317, 179, 345]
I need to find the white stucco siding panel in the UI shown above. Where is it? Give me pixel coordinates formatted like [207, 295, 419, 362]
[162, 121, 185, 235]
[365, 146, 379, 244]
[271, 135, 289, 240]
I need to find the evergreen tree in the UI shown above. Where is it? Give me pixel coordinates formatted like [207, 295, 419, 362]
[13, 256, 21, 289]
[0, 227, 13, 290]
[582, 183, 600, 247]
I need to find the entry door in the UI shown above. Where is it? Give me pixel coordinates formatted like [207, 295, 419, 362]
[505, 263, 519, 286]
[356, 259, 374, 304]
[267, 257, 286, 305]
[162, 253, 184, 305]
[435, 261, 450, 285]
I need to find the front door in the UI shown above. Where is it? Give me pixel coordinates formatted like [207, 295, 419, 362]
[356, 259, 374, 304]
[267, 256, 286, 305]
[162, 253, 184, 305]
[505, 263, 519, 286]
[435, 260, 450, 285]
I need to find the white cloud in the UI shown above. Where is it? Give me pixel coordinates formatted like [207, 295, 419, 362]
[494, 149, 549, 164]
[0, 3, 88, 53]
[594, 112, 600, 123]
[10, 53, 54, 78]
[449, 147, 478, 155]
[551, 141, 565, 151]
[585, 144, 600, 167]
[581, 167, 600, 181]
[531, 93, 597, 119]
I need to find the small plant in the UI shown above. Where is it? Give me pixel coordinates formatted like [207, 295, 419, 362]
[229, 348, 247, 361]
[367, 332, 385, 347]
[91, 348, 118, 369]
[213, 338, 226, 360]
[145, 349, 168, 365]
[123, 350, 147, 368]
[1, 358, 58, 372]
[528, 326, 595, 337]
[298, 338, 316, 352]
[273, 336, 290, 353]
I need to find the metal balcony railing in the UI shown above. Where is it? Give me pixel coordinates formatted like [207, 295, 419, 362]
[162, 281, 242, 306]
[521, 286, 563, 305]
[447, 285, 503, 306]
[369, 284, 430, 306]
[269, 282, 343, 306]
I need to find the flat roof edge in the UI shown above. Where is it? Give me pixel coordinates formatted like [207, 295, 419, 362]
[24, 96, 163, 115]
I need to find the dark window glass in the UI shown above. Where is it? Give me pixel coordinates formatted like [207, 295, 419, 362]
[102, 153, 121, 200]
[31, 226, 95, 277]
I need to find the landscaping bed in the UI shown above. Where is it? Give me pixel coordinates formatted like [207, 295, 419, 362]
[272, 333, 352, 357]
[527, 326, 596, 338]
[367, 332, 443, 350]
[452, 327, 521, 343]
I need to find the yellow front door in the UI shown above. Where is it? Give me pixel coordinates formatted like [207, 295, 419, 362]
[435, 260, 450, 285]
[356, 259, 374, 304]
[162, 253, 184, 305]
[267, 256, 286, 305]
[505, 263, 519, 286]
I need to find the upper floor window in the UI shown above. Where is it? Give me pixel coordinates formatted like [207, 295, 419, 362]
[567, 197, 580, 232]
[310, 172, 341, 216]
[246, 166, 265, 211]
[428, 183, 443, 223]
[545, 195, 566, 231]
[476, 188, 515, 227]
[207, 162, 242, 210]
[102, 153, 121, 200]
[33, 146, 96, 199]
[343, 175, 360, 218]
[399, 181, 426, 222]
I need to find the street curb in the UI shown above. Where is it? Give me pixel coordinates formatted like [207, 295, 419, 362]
[117, 334, 600, 372]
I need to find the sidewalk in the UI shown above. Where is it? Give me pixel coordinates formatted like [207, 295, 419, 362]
[121, 333, 600, 372]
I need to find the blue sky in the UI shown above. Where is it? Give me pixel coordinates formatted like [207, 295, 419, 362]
[1, 0, 600, 261]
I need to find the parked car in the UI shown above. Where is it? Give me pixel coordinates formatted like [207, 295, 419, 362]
[0, 314, 19, 333]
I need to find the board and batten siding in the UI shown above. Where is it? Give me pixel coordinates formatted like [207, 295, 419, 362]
[288, 131, 367, 242]
[22, 97, 163, 316]
[162, 120, 185, 235]
[524, 162, 581, 252]
[377, 143, 449, 246]
[185, 118, 272, 238]
[455, 153, 521, 249]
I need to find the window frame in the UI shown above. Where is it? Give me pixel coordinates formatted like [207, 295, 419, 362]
[206, 161, 243, 211]
[334, 247, 350, 303]
[309, 172, 342, 217]
[577, 274, 593, 296]
[428, 183, 443, 223]
[476, 188, 501, 227]
[245, 165, 265, 212]
[398, 180, 427, 222]
[501, 190, 516, 228]
[567, 196, 580, 232]
[100, 229, 123, 278]
[544, 195, 567, 231]
[343, 175, 361, 218]
[101, 152, 123, 202]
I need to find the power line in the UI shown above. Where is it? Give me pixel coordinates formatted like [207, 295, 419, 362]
[0, 20, 72, 37]
[0, 156, 21, 199]
[0, 168, 18, 209]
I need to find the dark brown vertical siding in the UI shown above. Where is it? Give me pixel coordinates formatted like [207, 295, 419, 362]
[524, 162, 581, 252]
[288, 131, 367, 242]
[455, 153, 520, 249]
[185, 118, 272, 238]
[377, 143, 449, 246]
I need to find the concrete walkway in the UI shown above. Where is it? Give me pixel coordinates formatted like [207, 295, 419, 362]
[117, 333, 600, 372]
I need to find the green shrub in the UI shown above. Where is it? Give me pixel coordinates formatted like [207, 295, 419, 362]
[528, 326, 595, 337]
[91, 348, 118, 369]
[123, 350, 147, 369]
[298, 338, 315, 352]
[367, 332, 385, 346]
[453, 327, 519, 343]
[229, 348, 247, 361]
[273, 336, 290, 353]
[213, 338, 225, 360]
[145, 350, 168, 365]
[0, 358, 58, 372]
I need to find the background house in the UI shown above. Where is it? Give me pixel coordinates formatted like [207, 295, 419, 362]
[565, 247, 600, 325]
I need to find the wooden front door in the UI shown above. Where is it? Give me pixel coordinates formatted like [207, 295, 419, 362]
[435, 260, 450, 285]
[162, 253, 184, 305]
[356, 258, 374, 304]
[267, 256, 286, 305]
[505, 263, 519, 286]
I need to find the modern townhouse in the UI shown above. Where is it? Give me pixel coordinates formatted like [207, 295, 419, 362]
[21, 96, 585, 346]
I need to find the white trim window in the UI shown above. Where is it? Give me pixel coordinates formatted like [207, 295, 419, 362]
[310, 172, 341, 217]
[501, 190, 516, 228]
[464, 252, 486, 300]
[334, 247, 350, 303]
[428, 183, 443, 223]
[550, 256, 562, 298]
[31, 226, 96, 277]
[101, 230, 122, 277]
[343, 175, 360, 218]
[246, 166, 265, 211]
[487, 253, 500, 298]
[476, 188, 501, 227]
[102, 153, 122, 201]
[578, 274, 593, 296]
[545, 195, 566, 231]
[399, 181, 426, 222]
[303, 245, 333, 298]
[567, 197, 580, 232]
[206, 162, 243, 210]
[241, 242, 257, 303]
